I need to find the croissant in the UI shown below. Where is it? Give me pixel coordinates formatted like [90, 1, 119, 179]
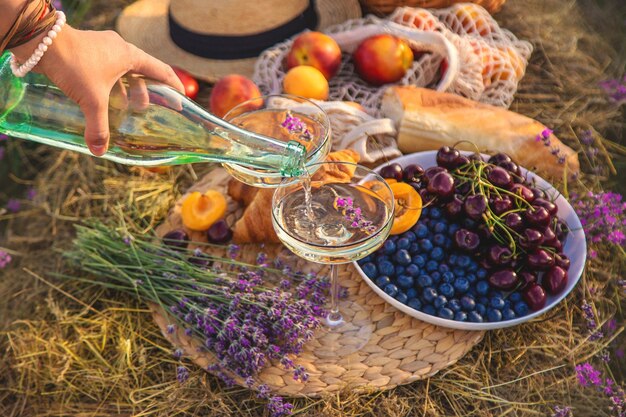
[232, 149, 361, 244]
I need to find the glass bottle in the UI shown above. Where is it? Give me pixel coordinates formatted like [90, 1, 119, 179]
[0, 52, 328, 183]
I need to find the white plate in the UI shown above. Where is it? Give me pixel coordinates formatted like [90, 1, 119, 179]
[353, 151, 586, 331]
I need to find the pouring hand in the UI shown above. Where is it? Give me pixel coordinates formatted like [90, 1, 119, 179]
[11, 25, 184, 156]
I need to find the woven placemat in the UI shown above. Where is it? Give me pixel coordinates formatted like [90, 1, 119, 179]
[154, 169, 484, 397]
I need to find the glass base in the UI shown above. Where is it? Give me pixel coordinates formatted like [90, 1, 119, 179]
[315, 300, 374, 358]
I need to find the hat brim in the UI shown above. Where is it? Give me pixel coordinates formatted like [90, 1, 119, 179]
[116, 0, 361, 83]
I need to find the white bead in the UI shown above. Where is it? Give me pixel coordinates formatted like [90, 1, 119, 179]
[38, 44, 48, 52]
[48, 30, 57, 39]
[52, 25, 61, 32]
[34, 50, 44, 58]
[42, 37, 52, 46]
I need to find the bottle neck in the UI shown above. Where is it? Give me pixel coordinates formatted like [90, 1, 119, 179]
[280, 140, 306, 177]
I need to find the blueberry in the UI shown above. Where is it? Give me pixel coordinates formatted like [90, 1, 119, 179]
[414, 223, 428, 238]
[475, 304, 487, 316]
[509, 292, 522, 303]
[433, 221, 447, 233]
[490, 296, 505, 310]
[395, 265, 406, 276]
[454, 311, 468, 321]
[468, 311, 484, 323]
[479, 296, 489, 306]
[430, 207, 442, 219]
[514, 301, 529, 316]
[467, 261, 478, 272]
[384, 283, 399, 297]
[378, 260, 395, 277]
[504, 300, 511, 309]
[421, 207, 430, 218]
[476, 280, 490, 295]
[417, 275, 433, 288]
[431, 247, 445, 261]
[437, 307, 454, 320]
[396, 292, 408, 304]
[448, 298, 462, 312]
[502, 308, 516, 320]
[463, 218, 477, 229]
[438, 263, 450, 273]
[375, 275, 391, 287]
[407, 288, 417, 299]
[409, 243, 420, 253]
[413, 255, 426, 267]
[442, 271, 455, 283]
[431, 271, 441, 282]
[408, 298, 422, 310]
[396, 274, 414, 289]
[466, 273, 477, 283]
[453, 267, 465, 277]
[476, 268, 488, 279]
[420, 239, 434, 252]
[423, 305, 436, 315]
[422, 287, 438, 302]
[439, 283, 454, 298]
[460, 295, 476, 311]
[406, 264, 420, 277]
[361, 262, 377, 278]
[434, 295, 448, 309]
[448, 254, 458, 266]
[376, 254, 390, 263]
[397, 237, 410, 250]
[404, 231, 417, 243]
[382, 240, 396, 255]
[359, 255, 372, 264]
[457, 255, 471, 268]
[426, 260, 439, 272]
[453, 277, 470, 293]
[395, 249, 412, 266]
[487, 308, 503, 322]
[433, 233, 446, 247]
[448, 223, 460, 236]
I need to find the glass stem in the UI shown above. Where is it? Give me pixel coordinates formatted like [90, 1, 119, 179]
[327, 265, 342, 326]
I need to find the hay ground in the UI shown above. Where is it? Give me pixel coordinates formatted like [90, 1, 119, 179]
[1, 0, 625, 416]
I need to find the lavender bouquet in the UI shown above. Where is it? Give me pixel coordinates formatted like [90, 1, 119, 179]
[64, 222, 328, 416]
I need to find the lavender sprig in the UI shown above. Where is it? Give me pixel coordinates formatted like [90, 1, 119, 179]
[335, 197, 377, 234]
[0, 250, 12, 269]
[281, 111, 312, 141]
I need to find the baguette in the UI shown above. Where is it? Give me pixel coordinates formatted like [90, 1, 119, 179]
[381, 86, 579, 180]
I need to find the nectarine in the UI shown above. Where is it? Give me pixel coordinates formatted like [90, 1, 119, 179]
[286, 31, 342, 80]
[209, 75, 262, 118]
[353, 34, 414, 86]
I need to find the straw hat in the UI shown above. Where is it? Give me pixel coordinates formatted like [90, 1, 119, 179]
[117, 0, 362, 82]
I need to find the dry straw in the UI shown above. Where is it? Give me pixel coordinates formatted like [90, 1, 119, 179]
[0, 0, 625, 416]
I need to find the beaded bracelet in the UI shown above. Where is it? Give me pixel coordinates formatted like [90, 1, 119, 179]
[10, 10, 65, 78]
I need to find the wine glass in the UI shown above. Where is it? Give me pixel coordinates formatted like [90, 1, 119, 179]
[272, 162, 395, 354]
[223, 94, 331, 188]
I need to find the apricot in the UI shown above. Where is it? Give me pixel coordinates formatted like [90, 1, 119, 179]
[181, 190, 227, 231]
[282, 66, 329, 100]
[453, 4, 493, 37]
[389, 182, 422, 235]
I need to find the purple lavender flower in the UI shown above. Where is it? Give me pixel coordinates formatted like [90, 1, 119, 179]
[335, 197, 377, 234]
[0, 134, 8, 141]
[281, 111, 312, 141]
[227, 244, 240, 259]
[576, 362, 603, 387]
[551, 406, 572, 417]
[166, 324, 176, 334]
[26, 187, 37, 200]
[176, 365, 190, 383]
[173, 348, 183, 359]
[581, 300, 603, 340]
[599, 75, 626, 103]
[0, 250, 12, 269]
[266, 395, 294, 417]
[571, 192, 626, 256]
[6, 199, 20, 213]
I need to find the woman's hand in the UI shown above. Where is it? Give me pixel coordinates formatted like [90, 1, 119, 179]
[11, 25, 185, 156]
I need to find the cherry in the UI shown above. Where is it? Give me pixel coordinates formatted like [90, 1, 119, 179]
[531, 187, 547, 200]
[488, 245, 513, 266]
[488, 269, 519, 290]
[452, 155, 471, 168]
[527, 249, 555, 270]
[380, 163, 404, 181]
[464, 194, 488, 219]
[555, 253, 571, 270]
[510, 183, 535, 203]
[188, 253, 213, 268]
[555, 220, 570, 240]
[436, 146, 461, 169]
[423, 166, 447, 185]
[427, 171, 455, 200]
[542, 226, 558, 246]
[523, 283, 547, 311]
[207, 220, 233, 244]
[519, 271, 537, 288]
[163, 229, 189, 251]
[456, 181, 471, 195]
[524, 206, 551, 228]
[403, 164, 425, 183]
[406, 181, 422, 193]
[519, 229, 544, 250]
[487, 166, 513, 188]
[533, 198, 558, 216]
[477, 224, 493, 239]
[454, 228, 480, 251]
[445, 195, 464, 219]
[542, 266, 568, 295]
[468, 153, 484, 162]
[504, 212, 524, 231]
[491, 196, 513, 215]
[497, 160, 521, 176]
[488, 153, 512, 165]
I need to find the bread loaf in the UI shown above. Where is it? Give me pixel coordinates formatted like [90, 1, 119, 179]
[381, 86, 579, 180]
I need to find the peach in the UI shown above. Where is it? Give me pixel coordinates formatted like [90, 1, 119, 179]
[353, 34, 414, 86]
[394, 9, 439, 32]
[453, 4, 493, 37]
[286, 31, 342, 80]
[282, 66, 329, 100]
[209, 75, 262, 118]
